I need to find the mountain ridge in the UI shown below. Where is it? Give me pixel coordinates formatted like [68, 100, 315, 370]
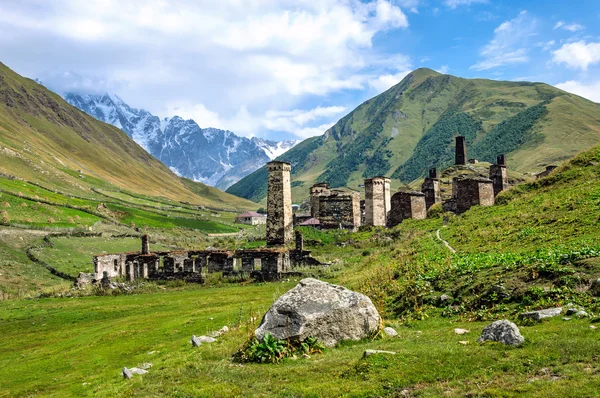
[63, 92, 298, 189]
[227, 68, 600, 203]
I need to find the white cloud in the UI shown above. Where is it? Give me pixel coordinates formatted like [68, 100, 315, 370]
[0, 0, 411, 139]
[444, 0, 487, 9]
[436, 65, 450, 74]
[552, 41, 600, 70]
[553, 21, 584, 32]
[368, 70, 412, 93]
[470, 11, 536, 71]
[555, 80, 600, 103]
[537, 40, 555, 52]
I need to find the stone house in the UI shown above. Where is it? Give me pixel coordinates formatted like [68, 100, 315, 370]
[235, 211, 267, 225]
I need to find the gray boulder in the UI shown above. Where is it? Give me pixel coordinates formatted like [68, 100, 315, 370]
[255, 278, 381, 347]
[478, 320, 524, 346]
[191, 335, 201, 347]
[75, 272, 94, 288]
[122, 367, 133, 379]
[518, 307, 562, 321]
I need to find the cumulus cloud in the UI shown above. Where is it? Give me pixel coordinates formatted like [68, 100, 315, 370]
[553, 21, 584, 32]
[555, 80, 600, 103]
[470, 11, 536, 71]
[552, 41, 600, 70]
[0, 0, 411, 139]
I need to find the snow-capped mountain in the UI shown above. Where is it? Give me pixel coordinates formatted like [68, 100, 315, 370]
[64, 93, 298, 189]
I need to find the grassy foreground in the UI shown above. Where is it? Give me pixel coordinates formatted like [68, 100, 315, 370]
[1, 281, 599, 397]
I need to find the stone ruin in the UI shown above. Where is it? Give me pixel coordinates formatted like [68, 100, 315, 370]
[92, 233, 324, 284]
[489, 154, 508, 197]
[308, 183, 361, 231]
[421, 168, 441, 210]
[364, 176, 391, 227]
[444, 176, 495, 214]
[388, 191, 427, 227]
[536, 165, 558, 180]
[267, 161, 293, 246]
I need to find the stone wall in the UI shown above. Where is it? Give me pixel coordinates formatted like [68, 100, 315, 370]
[267, 161, 293, 246]
[389, 191, 427, 227]
[318, 190, 361, 231]
[454, 177, 495, 213]
[364, 176, 391, 227]
[310, 183, 330, 218]
[421, 177, 441, 210]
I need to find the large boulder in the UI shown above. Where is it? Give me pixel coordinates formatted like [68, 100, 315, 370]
[478, 320, 525, 346]
[255, 278, 381, 347]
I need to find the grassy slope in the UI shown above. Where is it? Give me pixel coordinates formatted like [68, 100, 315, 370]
[2, 146, 600, 396]
[0, 62, 256, 211]
[227, 69, 600, 203]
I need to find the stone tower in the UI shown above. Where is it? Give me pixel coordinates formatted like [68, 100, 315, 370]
[267, 161, 293, 246]
[455, 136, 467, 166]
[141, 234, 150, 255]
[309, 183, 330, 218]
[421, 168, 441, 210]
[489, 154, 508, 197]
[364, 176, 391, 227]
[388, 191, 427, 227]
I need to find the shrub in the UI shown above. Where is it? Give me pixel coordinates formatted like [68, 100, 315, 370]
[233, 333, 326, 364]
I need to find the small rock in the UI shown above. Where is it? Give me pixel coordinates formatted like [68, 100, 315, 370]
[454, 328, 470, 335]
[122, 367, 133, 379]
[458, 340, 469, 345]
[590, 325, 598, 330]
[383, 327, 398, 337]
[363, 349, 397, 358]
[566, 307, 584, 316]
[191, 335, 201, 347]
[208, 331, 221, 338]
[478, 320, 525, 346]
[196, 335, 216, 343]
[147, 351, 157, 355]
[575, 310, 588, 318]
[440, 294, 452, 303]
[302, 353, 311, 359]
[129, 368, 147, 375]
[140, 363, 152, 370]
[562, 317, 572, 321]
[220, 326, 230, 333]
[518, 307, 562, 321]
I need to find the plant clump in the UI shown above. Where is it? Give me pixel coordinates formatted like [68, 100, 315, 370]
[233, 333, 325, 364]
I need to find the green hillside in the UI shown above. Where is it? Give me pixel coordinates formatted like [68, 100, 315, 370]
[227, 68, 600, 203]
[0, 62, 256, 211]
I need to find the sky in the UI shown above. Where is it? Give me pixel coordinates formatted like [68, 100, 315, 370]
[0, 0, 599, 141]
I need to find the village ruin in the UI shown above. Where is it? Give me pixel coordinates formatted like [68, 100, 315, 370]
[87, 136, 510, 286]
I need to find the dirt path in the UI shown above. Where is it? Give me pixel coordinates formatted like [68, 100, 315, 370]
[436, 228, 456, 254]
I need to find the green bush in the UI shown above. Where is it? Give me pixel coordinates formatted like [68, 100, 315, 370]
[233, 333, 326, 364]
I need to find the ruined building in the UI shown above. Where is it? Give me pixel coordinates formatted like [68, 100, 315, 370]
[455, 136, 467, 166]
[536, 165, 558, 180]
[421, 168, 441, 210]
[364, 176, 391, 227]
[310, 183, 331, 218]
[447, 177, 495, 214]
[318, 190, 361, 231]
[92, 234, 324, 284]
[388, 191, 427, 227]
[489, 154, 508, 196]
[267, 161, 293, 246]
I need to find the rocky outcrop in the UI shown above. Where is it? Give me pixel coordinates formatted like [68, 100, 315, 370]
[255, 278, 381, 347]
[519, 307, 562, 321]
[478, 320, 524, 346]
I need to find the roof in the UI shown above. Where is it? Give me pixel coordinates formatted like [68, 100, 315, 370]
[237, 211, 266, 218]
[299, 217, 321, 226]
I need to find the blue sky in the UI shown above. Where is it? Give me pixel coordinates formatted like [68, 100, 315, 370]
[0, 0, 599, 141]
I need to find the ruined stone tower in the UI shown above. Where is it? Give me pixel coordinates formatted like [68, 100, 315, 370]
[267, 161, 293, 246]
[310, 183, 330, 218]
[421, 168, 441, 210]
[489, 154, 508, 197]
[141, 234, 150, 255]
[455, 136, 467, 166]
[318, 190, 361, 231]
[364, 176, 391, 227]
[388, 191, 427, 227]
[454, 177, 495, 213]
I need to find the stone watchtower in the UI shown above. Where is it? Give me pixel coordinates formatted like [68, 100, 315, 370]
[455, 136, 467, 166]
[364, 176, 391, 227]
[309, 183, 330, 218]
[266, 161, 293, 246]
[421, 168, 441, 210]
[489, 154, 508, 196]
